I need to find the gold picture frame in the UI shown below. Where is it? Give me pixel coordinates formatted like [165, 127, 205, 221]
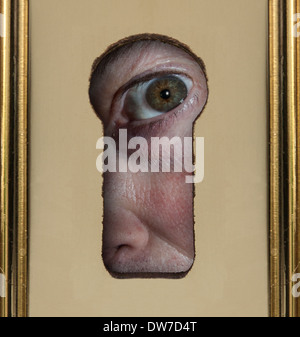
[0, 0, 299, 317]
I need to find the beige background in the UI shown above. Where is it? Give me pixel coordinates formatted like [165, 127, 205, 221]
[29, 0, 269, 316]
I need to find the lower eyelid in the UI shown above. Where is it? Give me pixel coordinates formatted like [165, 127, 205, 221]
[122, 92, 200, 138]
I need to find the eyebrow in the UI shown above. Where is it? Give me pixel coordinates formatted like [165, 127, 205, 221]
[89, 33, 207, 84]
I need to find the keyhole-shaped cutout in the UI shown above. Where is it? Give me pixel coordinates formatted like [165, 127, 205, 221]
[89, 34, 208, 278]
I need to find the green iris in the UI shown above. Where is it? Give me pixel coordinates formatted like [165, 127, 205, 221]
[145, 76, 188, 112]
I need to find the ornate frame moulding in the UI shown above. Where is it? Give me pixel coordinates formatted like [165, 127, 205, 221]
[0, 0, 299, 317]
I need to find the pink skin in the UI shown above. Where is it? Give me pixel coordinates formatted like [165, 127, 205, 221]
[90, 40, 208, 276]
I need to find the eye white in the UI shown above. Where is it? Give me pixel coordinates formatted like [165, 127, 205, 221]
[123, 74, 192, 120]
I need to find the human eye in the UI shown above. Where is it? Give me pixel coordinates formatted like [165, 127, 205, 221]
[89, 37, 208, 137]
[123, 74, 193, 121]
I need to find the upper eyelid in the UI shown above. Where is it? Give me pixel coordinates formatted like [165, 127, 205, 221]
[118, 70, 193, 99]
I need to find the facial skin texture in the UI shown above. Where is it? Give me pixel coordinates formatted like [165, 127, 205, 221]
[89, 35, 208, 278]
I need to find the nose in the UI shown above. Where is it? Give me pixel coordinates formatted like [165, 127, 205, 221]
[102, 207, 193, 276]
[102, 208, 149, 267]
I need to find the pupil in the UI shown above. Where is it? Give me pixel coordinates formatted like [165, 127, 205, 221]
[145, 75, 188, 113]
[160, 89, 170, 100]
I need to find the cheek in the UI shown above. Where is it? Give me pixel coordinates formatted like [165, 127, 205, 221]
[99, 82, 205, 275]
[148, 173, 194, 244]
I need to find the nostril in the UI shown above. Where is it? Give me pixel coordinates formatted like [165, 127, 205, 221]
[105, 234, 194, 275]
[115, 226, 149, 252]
[116, 244, 128, 250]
[102, 210, 150, 264]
